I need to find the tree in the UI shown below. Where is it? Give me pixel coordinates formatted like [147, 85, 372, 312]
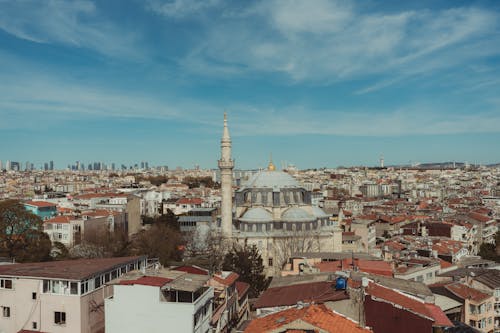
[142, 209, 179, 231]
[182, 230, 230, 274]
[130, 223, 183, 266]
[274, 230, 321, 269]
[223, 244, 268, 298]
[0, 199, 49, 260]
[51, 241, 70, 260]
[479, 243, 499, 262]
[15, 230, 52, 262]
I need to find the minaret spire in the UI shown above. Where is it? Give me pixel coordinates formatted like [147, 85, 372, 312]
[219, 112, 234, 238]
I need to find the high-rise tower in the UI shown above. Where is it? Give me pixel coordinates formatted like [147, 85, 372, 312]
[218, 113, 234, 238]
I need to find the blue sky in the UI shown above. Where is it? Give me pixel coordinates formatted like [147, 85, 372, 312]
[1, 0, 500, 169]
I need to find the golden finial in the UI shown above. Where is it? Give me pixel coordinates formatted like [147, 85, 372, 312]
[268, 153, 276, 171]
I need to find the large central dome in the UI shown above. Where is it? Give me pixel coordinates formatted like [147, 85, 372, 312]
[243, 170, 300, 189]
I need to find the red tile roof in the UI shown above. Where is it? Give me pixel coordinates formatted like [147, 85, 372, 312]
[255, 281, 349, 309]
[314, 259, 393, 277]
[236, 281, 250, 300]
[366, 282, 452, 327]
[45, 216, 72, 224]
[468, 212, 492, 223]
[244, 304, 372, 333]
[120, 276, 172, 287]
[0, 256, 145, 281]
[176, 198, 203, 205]
[439, 258, 453, 269]
[173, 265, 209, 275]
[445, 283, 492, 303]
[24, 201, 57, 208]
[213, 272, 239, 286]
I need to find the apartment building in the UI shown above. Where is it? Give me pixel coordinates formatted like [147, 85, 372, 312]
[0, 256, 146, 333]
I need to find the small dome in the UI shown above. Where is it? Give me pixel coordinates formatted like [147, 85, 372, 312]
[312, 206, 330, 218]
[240, 207, 273, 223]
[281, 207, 314, 222]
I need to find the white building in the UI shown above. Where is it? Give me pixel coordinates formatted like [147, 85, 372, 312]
[105, 270, 213, 333]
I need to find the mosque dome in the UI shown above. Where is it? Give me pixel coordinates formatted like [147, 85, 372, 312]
[240, 207, 273, 223]
[242, 170, 300, 189]
[281, 207, 314, 222]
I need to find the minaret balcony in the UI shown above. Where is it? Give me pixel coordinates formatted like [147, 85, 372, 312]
[218, 159, 234, 169]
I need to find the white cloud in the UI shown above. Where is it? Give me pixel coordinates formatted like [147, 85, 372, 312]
[181, 1, 500, 87]
[0, 0, 142, 59]
[147, 0, 221, 18]
[228, 105, 500, 137]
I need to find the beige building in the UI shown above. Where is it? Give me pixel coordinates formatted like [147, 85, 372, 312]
[445, 282, 495, 333]
[0, 256, 146, 333]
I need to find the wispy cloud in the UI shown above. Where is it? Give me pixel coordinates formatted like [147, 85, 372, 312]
[147, 0, 221, 18]
[178, 1, 499, 90]
[228, 105, 500, 137]
[0, 0, 143, 59]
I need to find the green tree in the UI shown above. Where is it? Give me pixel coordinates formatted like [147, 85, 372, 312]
[51, 241, 70, 260]
[0, 199, 50, 260]
[223, 245, 268, 298]
[142, 209, 179, 231]
[478, 243, 499, 262]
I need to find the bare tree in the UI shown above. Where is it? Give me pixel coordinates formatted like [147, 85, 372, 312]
[184, 230, 230, 274]
[274, 230, 321, 269]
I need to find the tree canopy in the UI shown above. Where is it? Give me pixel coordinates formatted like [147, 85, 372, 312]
[223, 244, 268, 298]
[0, 199, 51, 261]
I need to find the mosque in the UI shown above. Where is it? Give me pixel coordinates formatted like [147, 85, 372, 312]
[218, 114, 342, 275]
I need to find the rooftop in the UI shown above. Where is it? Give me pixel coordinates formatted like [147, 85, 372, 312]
[244, 304, 372, 333]
[0, 256, 145, 281]
[255, 281, 349, 309]
[366, 281, 452, 327]
[445, 283, 492, 303]
[24, 201, 57, 208]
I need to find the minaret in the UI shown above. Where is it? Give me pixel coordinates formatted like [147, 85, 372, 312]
[218, 113, 234, 238]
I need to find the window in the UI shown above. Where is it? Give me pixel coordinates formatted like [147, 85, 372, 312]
[54, 311, 66, 325]
[32, 292, 37, 300]
[2, 307, 10, 317]
[0, 279, 12, 289]
[268, 258, 273, 267]
[32, 322, 37, 329]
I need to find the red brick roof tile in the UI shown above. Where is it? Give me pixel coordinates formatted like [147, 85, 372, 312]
[245, 304, 372, 333]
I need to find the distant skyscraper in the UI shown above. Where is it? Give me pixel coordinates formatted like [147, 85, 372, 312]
[50, 160, 54, 170]
[11, 161, 19, 171]
[0, 160, 3, 170]
[111, 163, 116, 171]
[5, 160, 11, 171]
[25, 161, 30, 171]
[44, 163, 49, 171]
[145, 162, 149, 170]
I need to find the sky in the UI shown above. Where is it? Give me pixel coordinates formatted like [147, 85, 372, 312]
[0, 0, 500, 169]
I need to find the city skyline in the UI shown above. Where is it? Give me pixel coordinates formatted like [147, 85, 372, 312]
[1, 0, 500, 168]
